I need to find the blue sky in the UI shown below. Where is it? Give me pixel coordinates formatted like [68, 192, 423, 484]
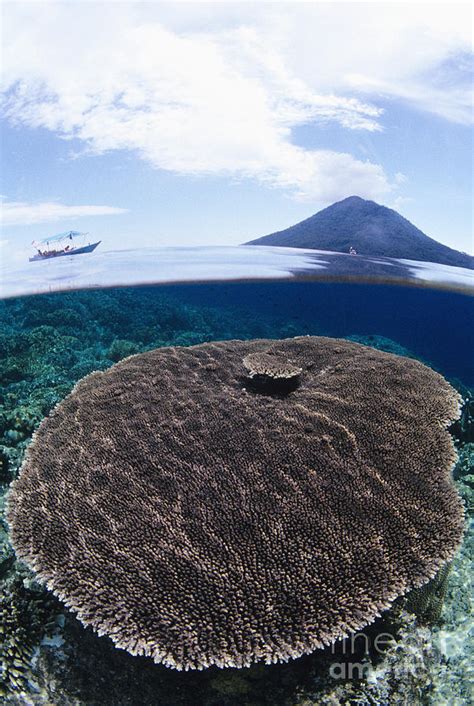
[1, 2, 472, 263]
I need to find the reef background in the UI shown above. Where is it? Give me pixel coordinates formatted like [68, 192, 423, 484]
[0, 281, 472, 705]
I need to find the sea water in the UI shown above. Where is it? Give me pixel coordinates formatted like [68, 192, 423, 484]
[0, 255, 472, 705]
[1, 245, 472, 298]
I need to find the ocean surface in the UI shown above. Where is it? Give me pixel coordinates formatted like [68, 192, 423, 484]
[0, 252, 472, 705]
[1, 245, 473, 298]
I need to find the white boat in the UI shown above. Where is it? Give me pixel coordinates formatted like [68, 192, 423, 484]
[30, 231, 101, 262]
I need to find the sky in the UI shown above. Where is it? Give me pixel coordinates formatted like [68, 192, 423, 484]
[1, 1, 472, 263]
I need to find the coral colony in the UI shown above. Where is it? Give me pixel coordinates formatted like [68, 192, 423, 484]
[7, 337, 464, 671]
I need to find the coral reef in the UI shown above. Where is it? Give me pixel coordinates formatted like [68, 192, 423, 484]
[0, 287, 299, 488]
[7, 336, 464, 671]
[106, 339, 141, 362]
[344, 334, 417, 360]
[403, 562, 453, 625]
[242, 351, 302, 393]
[451, 391, 474, 444]
[0, 286, 471, 704]
[242, 352, 302, 380]
[0, 568, 58, 699]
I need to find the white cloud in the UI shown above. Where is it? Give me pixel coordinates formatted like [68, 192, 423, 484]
[278, 4, 472, 124]
[0, 200, 127, 226]
[390, 195, 415, 211]
[0, 3, 471, 202]
[346, 70, 472, 126]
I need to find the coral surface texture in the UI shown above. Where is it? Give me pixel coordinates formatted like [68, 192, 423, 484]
[7, 336, 464, 673]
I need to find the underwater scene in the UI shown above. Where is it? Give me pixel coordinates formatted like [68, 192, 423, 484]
[3, 0, 473, 703]
[0, 279, 472, 706]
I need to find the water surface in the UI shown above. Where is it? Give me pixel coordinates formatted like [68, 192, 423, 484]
[1, 245, 472, 298]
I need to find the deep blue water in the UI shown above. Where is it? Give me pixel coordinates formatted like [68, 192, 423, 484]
[169, 281, 474, 387]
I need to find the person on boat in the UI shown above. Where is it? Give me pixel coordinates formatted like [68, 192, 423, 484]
[349, 246, 358, 256]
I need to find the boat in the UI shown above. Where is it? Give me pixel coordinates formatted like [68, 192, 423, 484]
[29, 231, 101, 262]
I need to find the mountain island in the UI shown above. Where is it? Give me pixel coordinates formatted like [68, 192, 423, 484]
[245, 196, 473, 270]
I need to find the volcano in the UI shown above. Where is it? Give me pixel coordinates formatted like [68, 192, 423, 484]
[245, 196, 473, 269]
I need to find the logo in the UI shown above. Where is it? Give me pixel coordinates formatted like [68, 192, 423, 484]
[329, 631, 395, 680]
